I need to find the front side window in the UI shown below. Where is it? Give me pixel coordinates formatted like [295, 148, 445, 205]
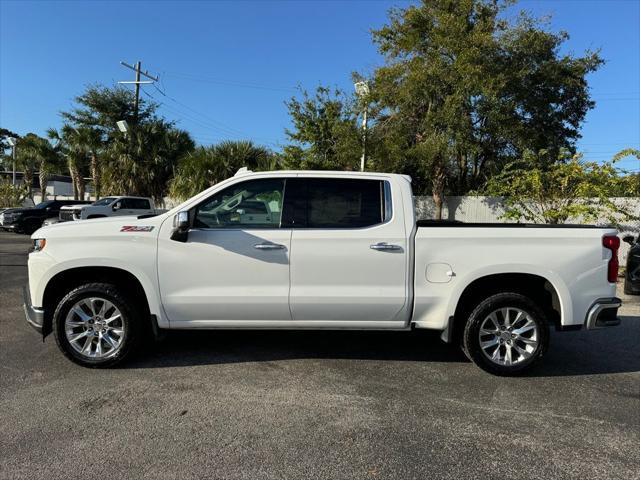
[306, 179, 384, 228]
[194, 178, 285, 229]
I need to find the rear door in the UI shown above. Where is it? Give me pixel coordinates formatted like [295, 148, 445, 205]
[117, 198, 139, 216]
[285, 177, 409, 325]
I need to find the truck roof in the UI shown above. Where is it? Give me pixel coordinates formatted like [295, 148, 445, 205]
[234, 168, 412, 182]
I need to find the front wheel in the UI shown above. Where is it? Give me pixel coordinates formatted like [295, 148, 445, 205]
[462, 292, 549, 376]
[53, 283, 140, 367]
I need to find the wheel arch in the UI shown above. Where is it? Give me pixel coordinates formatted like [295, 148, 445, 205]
[443, 269, 567, 344]
[41, 266, 155, 337]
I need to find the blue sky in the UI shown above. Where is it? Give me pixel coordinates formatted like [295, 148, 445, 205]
[1, 0, 639, 171]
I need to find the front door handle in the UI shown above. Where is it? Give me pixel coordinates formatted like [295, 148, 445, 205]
[254, 242, 285, 250]
[370, 242, 403, 252]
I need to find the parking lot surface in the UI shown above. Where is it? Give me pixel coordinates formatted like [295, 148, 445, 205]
[1, 230, 639, 479]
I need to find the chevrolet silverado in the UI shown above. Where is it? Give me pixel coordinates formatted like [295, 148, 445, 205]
[24, 170, 622, 375]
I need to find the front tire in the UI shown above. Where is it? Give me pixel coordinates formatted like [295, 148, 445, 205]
[53, 283, 140, 368]
[462, 292, 549, 376]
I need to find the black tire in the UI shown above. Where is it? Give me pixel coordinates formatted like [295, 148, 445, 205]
[462, 292, 550, 376]
[53, 283, 140, 368]
[624, 277, 637, 295]
[22, 217, 42, 235]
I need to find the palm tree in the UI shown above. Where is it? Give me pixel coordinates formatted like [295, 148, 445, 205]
[15, 134, 60, 201]
[103, 120, 194, 203]
[48, 126, 97, 200]
[169, 140, 274, 200]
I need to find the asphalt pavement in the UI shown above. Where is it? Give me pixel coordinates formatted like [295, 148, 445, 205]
[1, 230, 639, 479]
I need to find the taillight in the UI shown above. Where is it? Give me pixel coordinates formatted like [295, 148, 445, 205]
[602, 235, 620, 283]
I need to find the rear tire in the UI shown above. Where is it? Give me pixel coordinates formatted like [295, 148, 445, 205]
[53, 283, 140, 368]
[462, 292, 549, 376]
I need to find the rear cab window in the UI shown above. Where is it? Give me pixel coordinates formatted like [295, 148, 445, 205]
[282, 178, 390, 229]
[124, 198, 151, 210]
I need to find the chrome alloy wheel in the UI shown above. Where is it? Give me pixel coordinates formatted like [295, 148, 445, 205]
[65, 297, 125, 359]
[478, 307, 539, 366]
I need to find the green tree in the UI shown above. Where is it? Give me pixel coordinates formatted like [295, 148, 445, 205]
[61, 84, 157, 137]
[0, 180, 29, 207]
[283, 86, 361, 170]
[368, 0, 602, 218]
[104, 120, 195, 203]
[169, 140, 276, 200]
[485, 149, 640, 224]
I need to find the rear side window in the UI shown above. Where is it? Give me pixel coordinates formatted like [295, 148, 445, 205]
[124, 198, 151, 209]
[283, 178, 386, 229]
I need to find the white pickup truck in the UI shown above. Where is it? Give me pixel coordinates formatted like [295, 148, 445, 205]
[58, 196, 156, 221]
[24, 170, 622, 375]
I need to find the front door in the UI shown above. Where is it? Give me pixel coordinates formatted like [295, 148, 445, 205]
[158, 178, 292, 325]
[286, 177, 409, 324]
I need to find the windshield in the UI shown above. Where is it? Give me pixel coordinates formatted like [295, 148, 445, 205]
[34, 201, 55, 209]
[91, 197, 117, 206]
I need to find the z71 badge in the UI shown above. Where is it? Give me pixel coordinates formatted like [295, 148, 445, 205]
[120, 226, 155, 232]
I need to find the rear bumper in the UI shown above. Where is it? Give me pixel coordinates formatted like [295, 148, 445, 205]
[584, 297, 621, 329]
[23, 286, 45, 334]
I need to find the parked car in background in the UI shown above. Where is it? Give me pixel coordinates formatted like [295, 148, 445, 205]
[59, 196, 156, 222]
[623, 235, 639, 295]
[24, 170, 622, 375]
[0, 200, 91, 234]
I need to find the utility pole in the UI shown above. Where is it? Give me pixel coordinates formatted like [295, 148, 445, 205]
[118, 61, 159, 124]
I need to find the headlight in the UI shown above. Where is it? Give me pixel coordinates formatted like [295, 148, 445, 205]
[32, 238, 46, 252]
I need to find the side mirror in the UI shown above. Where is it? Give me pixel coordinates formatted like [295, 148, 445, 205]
[622, 235, 635, 245]
[171, 210, 190, 242]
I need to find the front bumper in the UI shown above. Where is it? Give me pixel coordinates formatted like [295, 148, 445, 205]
[23, 286, 45, 334]
[584, 297, 621, 329]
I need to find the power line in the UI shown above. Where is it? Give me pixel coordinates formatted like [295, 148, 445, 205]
[144, 84, 281, 146]
[162, 71, 297, 93]
[141, 87, 282, 147]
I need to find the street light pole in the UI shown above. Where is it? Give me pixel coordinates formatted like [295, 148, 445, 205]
[360, 107, 368, 172]
[7, 137, 17, 185]
[354, 81, 370, 172]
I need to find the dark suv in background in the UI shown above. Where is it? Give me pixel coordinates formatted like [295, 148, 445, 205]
[623, 235, 640, 295]
[0, 199, 91, 234]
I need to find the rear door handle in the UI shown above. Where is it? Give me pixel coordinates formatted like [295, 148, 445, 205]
[370, 242, 403, 251]
[254, 242, 285, 250]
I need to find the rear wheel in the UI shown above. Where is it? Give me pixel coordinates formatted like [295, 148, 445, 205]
[53, 283, 140, 367]
[462, 292, 549, 376]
